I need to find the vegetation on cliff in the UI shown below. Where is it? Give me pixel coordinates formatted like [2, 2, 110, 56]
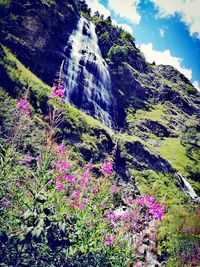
[0, 0, 200, 266]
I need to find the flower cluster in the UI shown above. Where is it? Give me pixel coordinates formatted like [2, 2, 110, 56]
[104, 235, 115, 246]
[55, 144, 66, 155]
[100, 161, 113, 175]
[22, 154, 32, 164]
[49, 84, 65, 101]
[137, 195, 165, 221]
[110, 184, 118, 194]
[17, 99, 30, 116]
[52, 159, 69, 172]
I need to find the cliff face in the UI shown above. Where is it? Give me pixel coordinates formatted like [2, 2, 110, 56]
[1, 1, 200, 266]
[0, 0, 200, 194]
[0, 0, 79, 84]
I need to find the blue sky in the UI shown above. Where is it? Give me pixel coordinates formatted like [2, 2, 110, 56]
[86, 0, 200, 91]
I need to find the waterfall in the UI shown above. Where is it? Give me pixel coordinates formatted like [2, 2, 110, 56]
[176, 172, 200, 202]
[63, 17, 113, 128]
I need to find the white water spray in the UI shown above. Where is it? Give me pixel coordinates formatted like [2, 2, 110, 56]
[64, 17, 113, 128]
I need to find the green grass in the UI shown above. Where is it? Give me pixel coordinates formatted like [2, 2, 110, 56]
[1, 45, 51, 98]
[155, 138, 192, 174]
[127, 104, 167, 125]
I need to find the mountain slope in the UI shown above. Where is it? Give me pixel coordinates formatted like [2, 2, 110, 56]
[0, 0, 200, 266]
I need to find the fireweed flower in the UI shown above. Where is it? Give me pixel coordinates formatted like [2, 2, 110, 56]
[75, 203, 85, 210]
[71, 189, 80, 198]
[99, 161, 113, 175]
[49, 84, 65, 101]
[23, 154, 32, 164]
[55, 144, 66, 155]
[64, 175, 77, 185]
[79, 171, 90, 187]
[104, 235, 115, 246]
[110, 185, 118, 194]
[36, 155, 42, 164]
[1, 198, 11, 208]
[52, 160, 69, 172]
[55, 181, 65, 191]
[91, 188, 98, 195]
[85, 162, 93, 171]
[137, 195, 165, 221]
[17, 99, 30, 115]
[106, 211, 119, 222]
[137, 195, 154, 206]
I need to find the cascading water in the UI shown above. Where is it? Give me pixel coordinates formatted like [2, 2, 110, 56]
[176, 172, 200, 203]
[63, 17, 113, 128]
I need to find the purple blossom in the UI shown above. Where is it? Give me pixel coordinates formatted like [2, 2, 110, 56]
[23, 154, 32, 164]
[106, 212, 119, 222]
[52, 160, 69, 172]
[79, 171, 90, 187]
[110, 185, 118, 194]
[64, 175, 77, 185]
[1, 198, 11, 208]
[125, 197, 134, 205]
[75, 203, 85, 210]
[99, 161, 113, 175]
[149, 202, 165, 221]
[49, 84, 65, 101]
[137, 195, 165, 221]
[91, 188, 98, 195]
[17, 99, 30, 115]
[55, 181, 65, 191]
[86, 162, 93, 171]
[72, 189, 80, 198]
[137, 195, 154, 206]
[55, 144, 66, 155]
[104, 235, 115, 246]
[36, 155, 42, 164]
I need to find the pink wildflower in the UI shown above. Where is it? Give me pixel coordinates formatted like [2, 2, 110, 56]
[49, 84, 65, 101]
[106, 212, 119, 222]
[36, 155, 42, 164]
[52, 160, 69, 172]
[91, 188, 98, 195]
[23, 154, 32, 164]
[55, 144, 66, 155]
[137, 195, 154, 206]
[125, 197, 134, 205]
[86, 162, 93, 171]
[79, 171, 90, 187]
[1, 198, 11, 208]
[137, 195, 165, 221]
[17, 99, 30, 115]
[99, 161, 113, 175]
[55, 181, 65, 191]
[75, 203, 85, 210]
[72, 189, 80, 198]
[104, 235, 115, 246]
[110, 185, 118, 194]
[149, 202, 165, 221]
[64, 175, 77, 185]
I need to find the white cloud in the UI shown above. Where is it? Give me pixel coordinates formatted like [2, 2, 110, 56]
[112, 19, 133, 34]
[139, 43, 192, 80]
[151, 0, 200, 38]
[86, 0, 110, 18]
[193, 80, 200, 92]
[108, 0, 141, 24]
[118, 23, 133, 34]
[159, 28, 165, 37]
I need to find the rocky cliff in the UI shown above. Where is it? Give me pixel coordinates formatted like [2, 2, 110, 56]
[0, 0, 200, 266]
